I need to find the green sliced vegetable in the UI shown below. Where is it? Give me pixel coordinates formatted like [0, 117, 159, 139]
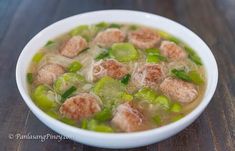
[69, 25, 89, 36]
[44, 40, 55, 47]
[87, 119, 113, 133]
[61, 86, 77, 101]
[93, 76, 126, 106]
[121, 93, 133, 101]
[135, 88, 158, 103]
[81, 119, 88, 129]
[68, 61, 83, 72]
[54, 73, 86, 94]
[188, 70, 204, 84]
[184, 46, 203, 65]
[152, 115, 162, 125]
[109, 23, 122, 28]
[129, 25, 138, 31]
[158, 30, 181, 44]
[145, 48, 160, 55]
[171, 69, 191, 81]
[46, 110, 77, 126]
[154, 95, 171, 110]
[32, 85, 57, 110]
[110, 43, 138, 62]
[170, 103, 182, 113]
[95, 51, 110, 60]
[32, 52, 44, 63]
[172, 114, 184, 122]
[146, 54, 166, 63]
[27, 73, 33, 84]
[95, 22, 109, 29]
[120, 74, 131, 85]
[94, 108, 112, 122]
[172, 69, 204, 85]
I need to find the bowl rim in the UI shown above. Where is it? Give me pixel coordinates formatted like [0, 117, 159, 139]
[16, 9, 218, 139]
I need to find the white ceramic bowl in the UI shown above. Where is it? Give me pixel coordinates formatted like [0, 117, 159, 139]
[16, 10, 218, 149]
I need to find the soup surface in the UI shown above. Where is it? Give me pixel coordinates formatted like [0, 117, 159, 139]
[27, 22, 206, 133]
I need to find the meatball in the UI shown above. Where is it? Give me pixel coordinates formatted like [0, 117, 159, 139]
[59, 93, 101, 120]
[159, 77, 198, 103]
[128, 28, 160, 49]
[93, 59, 128, 80]
[36, 63, 65, 85]
[60, 36, 88, 58]
[94, 28, 125, 47]
[132, 63, 166, 90]
[160, 41, 187, 60]
[111, 102, 144, 132]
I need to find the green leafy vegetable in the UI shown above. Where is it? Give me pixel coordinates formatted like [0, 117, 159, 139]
[68, 61, 83, 72]
[32, 52, 44, 63]
[27, 73, 33, 84]
[61, 86, 77, 101]
[171, 69, 192, 81]
[32, 85, 57, 110]
[95, 51, 110, 60]
[94, 108, 113, 122]
[110, 43, 138, 62]
[120, 74, 131, 85]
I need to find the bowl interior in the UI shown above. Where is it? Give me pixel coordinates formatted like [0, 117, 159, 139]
[16, 10, 218, 148]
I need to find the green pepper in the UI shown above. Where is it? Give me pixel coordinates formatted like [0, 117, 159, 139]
[68, 61, 83, 72]
[110, 43, 138, 62]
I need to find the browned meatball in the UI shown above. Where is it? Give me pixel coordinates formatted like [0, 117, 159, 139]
[111, 102, 144, 132]
[159, 77, 198, 103]
[128, 28, 161, 49]
[93, 59, 129, 80]
[132, 63, 166, 90]
[59, 93, 101, 120]
[160, 41, 187, 60]
[94, 28, 125, 47]
[36, 63, 65, 85]
[60, 36, 88, 58]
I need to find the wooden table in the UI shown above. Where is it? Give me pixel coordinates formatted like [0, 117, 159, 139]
[0, 0, 234, 150]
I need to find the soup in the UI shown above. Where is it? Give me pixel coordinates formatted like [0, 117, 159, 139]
[27, 22, 206, 133]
